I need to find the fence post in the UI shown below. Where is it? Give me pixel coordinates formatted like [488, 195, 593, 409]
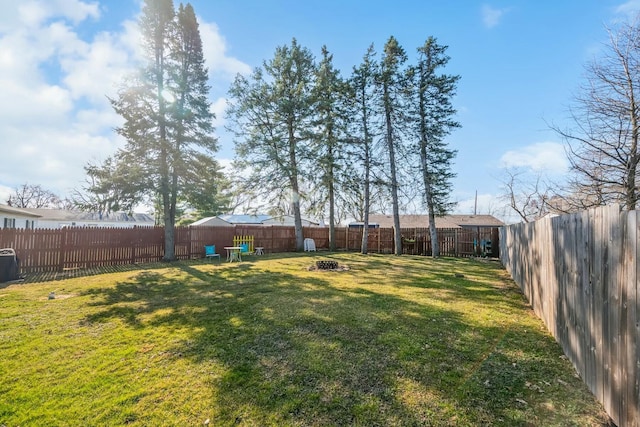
[346, 226, 349, 251]
[131, 226, 137, 264]
[455, 229, 459, 257]
[187, 227, 192, 259]
[58, 227, 67, 272]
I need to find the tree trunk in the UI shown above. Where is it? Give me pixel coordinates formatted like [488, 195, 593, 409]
[427, 194, 439, 257]
[627, 103, 638, 210]
[361, 151, 370, 254]
[360, 84, 371, 254]
[384, 86, 402, 256]
[418, 75, 439, 257]
[289, 123, 305, 251]
[421, 147, 439, 257]
[328, 143, 336, 252]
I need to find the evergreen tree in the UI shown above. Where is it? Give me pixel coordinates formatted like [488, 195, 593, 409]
[378, 36, 408, 256]
[408, 37, 459, 257]
[180, 153, 231, 218]
[311, 46, 346, 251]
[72, 157, 146, 215]
[228, 39, 316, 251]
[109, 0, 216, 260]
[348, 44, 379, 254]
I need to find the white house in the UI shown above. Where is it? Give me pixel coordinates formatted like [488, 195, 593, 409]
[0, 204, 41, 229]
[21, 208, 155, 229]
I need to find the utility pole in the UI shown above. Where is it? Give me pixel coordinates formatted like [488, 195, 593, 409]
[474, 190, 478, 215]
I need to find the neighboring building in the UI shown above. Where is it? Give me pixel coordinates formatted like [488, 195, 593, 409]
[219, 214, 272, 225]
[20, 208, 155, 229]
[262, 214, 319, 227]
[190, 214, 320, 227]
[348, 222, 380, 229]
[0, 204, 41, 229]
[365, 214, 504, 229]
[190, 216, 235, 227]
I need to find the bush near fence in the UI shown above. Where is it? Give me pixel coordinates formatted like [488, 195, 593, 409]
[0, 224, 499, 274]
[500, 204, 639, 427]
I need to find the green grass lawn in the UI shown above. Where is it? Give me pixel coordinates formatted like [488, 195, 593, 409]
[0, 253, 610, 426]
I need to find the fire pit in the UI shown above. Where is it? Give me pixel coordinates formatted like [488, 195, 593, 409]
[316, 260, 338, 270]
[308, 260, 349, 271]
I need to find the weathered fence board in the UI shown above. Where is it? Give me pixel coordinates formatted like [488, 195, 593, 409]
[500, 204, 640, 427]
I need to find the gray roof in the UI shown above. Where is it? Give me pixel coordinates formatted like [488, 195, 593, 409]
[367, 214, 504, 229]
[0, 204, 41, 218]
[22, 208, 154, 223]
[192, 214, 320, 226]
[190, 216, 233, 226]
[217, 214, 272, 224]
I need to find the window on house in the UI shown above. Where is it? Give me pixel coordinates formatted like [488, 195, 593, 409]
[3, 218, 16, 229]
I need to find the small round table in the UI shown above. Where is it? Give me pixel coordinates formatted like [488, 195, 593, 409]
[224, 246, 242, 262]
[255, 247, 264, 255]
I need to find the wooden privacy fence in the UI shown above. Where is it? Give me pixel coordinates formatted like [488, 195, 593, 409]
[0, 224, 498, 274]
[500, 204, 639, 427]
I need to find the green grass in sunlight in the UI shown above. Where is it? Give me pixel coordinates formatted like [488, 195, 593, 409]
[0, 253, 610, 426]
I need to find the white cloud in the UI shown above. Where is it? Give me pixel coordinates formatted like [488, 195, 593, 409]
[211, 97, 228, 127]
[0, 0, 249, 200]
[218, 157, 234, 172]
[0, 184, 11, 205]
[200, 21, 251, 78]
[17, 0, 100, 28]
[0, 81, 73, 124]
[615, 1, 640, 17]
[61, 29, 137, 103]
[499, 141, 568, 174]
[481, 4, 509, 29]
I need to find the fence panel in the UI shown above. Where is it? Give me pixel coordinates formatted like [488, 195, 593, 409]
[500, 204, 640, 427]
[190, 225, 236, 258]
[0, 228, 62, 272]
[1, 223, 500, 274]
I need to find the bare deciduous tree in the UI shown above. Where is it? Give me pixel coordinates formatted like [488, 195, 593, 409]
[553, 17, 640, 210]
[7, 183, 62, 209]
[499, 168, 552, 223]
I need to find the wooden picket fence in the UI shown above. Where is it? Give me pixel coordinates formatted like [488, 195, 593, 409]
[0, 224, 498, 274]
[500, 204, 639, 427]
[233, 235, 254, 253]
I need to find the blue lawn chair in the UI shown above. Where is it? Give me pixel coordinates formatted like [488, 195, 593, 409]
[204, 245, 220, 261]
[239, 243, 251, 255]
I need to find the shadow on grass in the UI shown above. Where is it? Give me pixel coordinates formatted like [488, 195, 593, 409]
[80, 255, 609, 426]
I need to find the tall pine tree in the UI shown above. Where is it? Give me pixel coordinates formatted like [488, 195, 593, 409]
[228, 39, 316, 251]
[311, 46, 346, 251]
[378, 36, 408, 256]
[408, 37, 459, 257]
[109, 0, 216, 260]
[348, 44, 379, 254]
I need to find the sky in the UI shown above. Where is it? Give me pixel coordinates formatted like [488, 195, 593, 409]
[1, 0, 638, 223]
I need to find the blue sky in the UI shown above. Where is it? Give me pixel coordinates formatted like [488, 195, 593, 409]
[0, 0, 638, 221]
